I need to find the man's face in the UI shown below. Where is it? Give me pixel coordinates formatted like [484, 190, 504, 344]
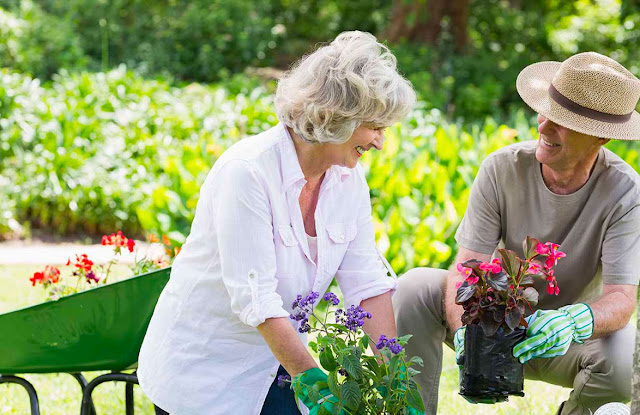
[535, 114, 605, 171]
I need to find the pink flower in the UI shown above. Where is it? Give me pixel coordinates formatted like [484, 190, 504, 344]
[536, 243, 550, 255]
[455, 281, 463, 290]
[456, 263, 472, 277]
[467, 275, 479, 285]
[527, 262, 542, 274]
[479, 261, 501, 274]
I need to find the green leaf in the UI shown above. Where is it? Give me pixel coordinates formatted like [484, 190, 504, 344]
[327, 371, 340, 399]
[340, 380, 361, 411]
[522, 287, 539, 306]
[405, 380, 425, 412]
[523, 236, 541, 259]
[320, 348, 337, 371]
[498, 249, 520, 276]
[318, 336, 336, 346]
[397, 334, 413, 344]
[340, 353, 363, 380]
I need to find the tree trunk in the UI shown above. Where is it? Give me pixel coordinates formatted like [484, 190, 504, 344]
[384, 0, 468, 50]
[632, 310, 640, 413]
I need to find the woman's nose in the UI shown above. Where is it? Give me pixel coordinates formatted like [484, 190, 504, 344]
[371, 136, 384, 150]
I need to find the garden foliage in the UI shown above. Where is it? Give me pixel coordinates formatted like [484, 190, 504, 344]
[1, 68, 639, 274]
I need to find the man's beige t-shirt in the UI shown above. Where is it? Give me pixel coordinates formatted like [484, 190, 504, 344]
[455, 140, 640, 310]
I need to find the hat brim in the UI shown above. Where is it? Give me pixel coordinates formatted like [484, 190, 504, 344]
[516, 61, 640, 141]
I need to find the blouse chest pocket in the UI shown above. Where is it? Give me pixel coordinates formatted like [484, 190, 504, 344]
[326, 222, 357, 244]
[277, 225, 299, 247]
[274, 225, 301, 278]
[324, 222, 358, 276]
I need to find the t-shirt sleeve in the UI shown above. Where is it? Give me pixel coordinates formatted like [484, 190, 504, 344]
[455, 158, 502, 255]
[601, 204, 640, 285]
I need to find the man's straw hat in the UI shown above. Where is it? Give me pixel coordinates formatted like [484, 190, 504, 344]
[516, 52, 640, 140]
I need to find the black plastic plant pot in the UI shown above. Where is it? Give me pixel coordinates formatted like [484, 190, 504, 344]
[458, 323, 526, 404]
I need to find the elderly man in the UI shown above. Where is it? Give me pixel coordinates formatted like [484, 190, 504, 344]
[394, 52, 640, 415]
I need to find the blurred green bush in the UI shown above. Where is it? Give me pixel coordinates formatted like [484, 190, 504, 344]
[1, 0, 638, 122]
[2, 68, 638, 272]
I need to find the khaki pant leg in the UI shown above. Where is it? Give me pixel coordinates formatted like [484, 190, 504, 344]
[524, 323, 635, 415]
[393, 267, 449, 415]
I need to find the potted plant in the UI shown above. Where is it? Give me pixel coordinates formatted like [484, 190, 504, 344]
[284, 291, 425, 414]
[454, 236, 564, 403]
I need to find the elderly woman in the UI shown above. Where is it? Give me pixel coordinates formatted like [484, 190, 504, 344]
[138, 31, 416, 415]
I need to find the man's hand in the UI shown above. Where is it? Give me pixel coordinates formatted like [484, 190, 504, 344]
[513, 303, 594, 364]
[292, 368, 345, 415]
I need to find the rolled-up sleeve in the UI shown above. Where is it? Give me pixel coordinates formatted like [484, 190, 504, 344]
[336, 169, 397, 307]
[211, 160, 290, 327]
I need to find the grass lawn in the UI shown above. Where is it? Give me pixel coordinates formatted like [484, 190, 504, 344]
[0, 264, 629, 414]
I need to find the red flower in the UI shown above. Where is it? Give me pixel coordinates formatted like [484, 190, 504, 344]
[127, 238, 135, 253]
[546, 283, 555, 295]
[29, 266, 61, 286]
[29, 271, 44, 286]
[68, 254, 94, 272]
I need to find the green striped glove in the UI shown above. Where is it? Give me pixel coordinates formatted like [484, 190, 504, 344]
[453, 326, 466, 365]
[512, 303, 594, 364]
[292, 368, 345, 415]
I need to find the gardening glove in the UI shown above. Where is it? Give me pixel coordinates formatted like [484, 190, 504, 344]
[292, 368, 345, 415]
[512, 303, 594, 364]
[453, 326, 466, 366]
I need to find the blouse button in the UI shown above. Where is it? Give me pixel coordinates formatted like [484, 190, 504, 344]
[249, 271, 256, 279]
[339, 234, 345, 240]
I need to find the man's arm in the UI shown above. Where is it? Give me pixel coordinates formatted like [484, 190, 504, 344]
[444, 247, 492, 333]
[588, 284, 638, 338]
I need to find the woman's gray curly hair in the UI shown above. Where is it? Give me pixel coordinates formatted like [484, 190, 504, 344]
[275, 31, 416, 144]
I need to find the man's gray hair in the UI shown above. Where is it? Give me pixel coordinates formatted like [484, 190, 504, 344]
[275, 31, 416, 144]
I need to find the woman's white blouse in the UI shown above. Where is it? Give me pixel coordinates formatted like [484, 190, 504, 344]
[138, 123, 397, 415]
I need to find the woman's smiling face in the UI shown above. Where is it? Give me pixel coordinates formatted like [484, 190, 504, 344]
[323, 124, 386, 168]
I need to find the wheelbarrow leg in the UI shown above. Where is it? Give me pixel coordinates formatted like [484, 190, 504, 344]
[80, 372, 139, 415]
[126, 381, 134, 415]
[0, 374, 40, 415]
[70, 373, 96, 415]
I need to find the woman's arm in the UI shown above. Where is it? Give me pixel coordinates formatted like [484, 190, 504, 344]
[257, 317, 318, 376]
[362, 291, 396, 355]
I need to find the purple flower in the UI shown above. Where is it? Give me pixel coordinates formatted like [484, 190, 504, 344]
[290, 292, 320, 330]
[376, 335, 388, 350]
[336, 305, 372, 332]
[277, 374, 291, 388]
[323, 292, 340, 306]
[85, 271, 100, 284]
[376, 335, 403, 354]
[298, 318, 311, 333]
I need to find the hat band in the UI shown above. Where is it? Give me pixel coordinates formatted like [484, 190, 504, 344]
[548, 84, 633, 124]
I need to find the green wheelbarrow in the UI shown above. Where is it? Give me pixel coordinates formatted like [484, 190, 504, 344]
[0, 267, 170, 415]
